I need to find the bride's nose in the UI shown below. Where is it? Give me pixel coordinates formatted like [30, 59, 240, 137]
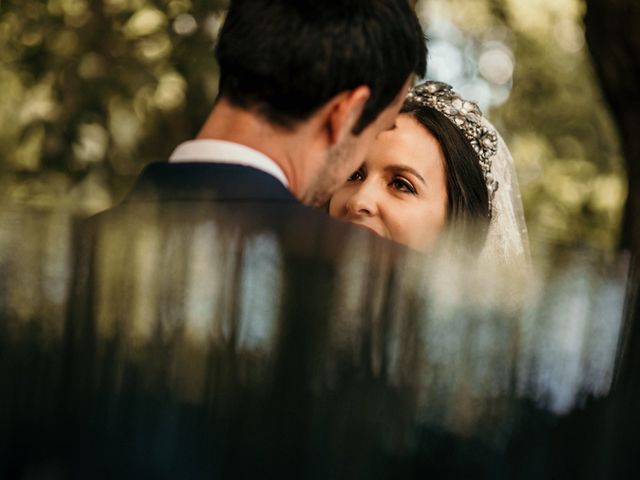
[346, 182, 379, 216]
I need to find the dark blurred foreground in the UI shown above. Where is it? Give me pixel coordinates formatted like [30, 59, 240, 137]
[0, 206, 638, 479]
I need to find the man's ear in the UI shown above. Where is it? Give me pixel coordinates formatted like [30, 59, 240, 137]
[326, 86, 371, 145]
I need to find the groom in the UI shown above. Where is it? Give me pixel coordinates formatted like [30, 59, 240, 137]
[57, 0, 427, 478]
[132, 0, 426, 215]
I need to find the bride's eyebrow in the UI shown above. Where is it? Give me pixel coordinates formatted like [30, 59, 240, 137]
[384, 165, 426, 185]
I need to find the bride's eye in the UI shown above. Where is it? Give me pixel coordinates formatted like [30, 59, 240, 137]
[348, 169, 364, 182]
[391, 177, 416, 194]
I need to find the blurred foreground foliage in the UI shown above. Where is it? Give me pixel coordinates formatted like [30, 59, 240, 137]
[0, 0, 626, 252]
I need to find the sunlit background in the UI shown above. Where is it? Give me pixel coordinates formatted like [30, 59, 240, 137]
[417, 0, 625, 253]
[0, 0, 626, 251]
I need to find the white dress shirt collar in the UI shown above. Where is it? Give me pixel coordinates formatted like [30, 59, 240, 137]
[169, 139, 289, 188]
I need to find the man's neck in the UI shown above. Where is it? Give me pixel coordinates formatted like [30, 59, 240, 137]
[197, 99, 310, 198]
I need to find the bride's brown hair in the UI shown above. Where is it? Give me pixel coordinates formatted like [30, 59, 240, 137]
[399, 103, 491, 244]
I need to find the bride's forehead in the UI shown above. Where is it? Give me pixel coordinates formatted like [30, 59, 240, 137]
[372, 116, 441, 157]
[388, 114, 436, 140]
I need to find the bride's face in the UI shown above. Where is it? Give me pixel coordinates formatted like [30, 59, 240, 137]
[329, 114, 448, 252]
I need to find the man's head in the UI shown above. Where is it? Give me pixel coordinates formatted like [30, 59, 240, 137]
[214, 0, 427, 204]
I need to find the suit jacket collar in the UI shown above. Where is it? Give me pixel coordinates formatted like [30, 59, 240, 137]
[169, 139, 289, 188]
[123, 162, 298, 203]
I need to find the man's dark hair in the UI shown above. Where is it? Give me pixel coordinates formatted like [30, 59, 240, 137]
[215, 0, 427, 133]
[400, 102, 491, 243]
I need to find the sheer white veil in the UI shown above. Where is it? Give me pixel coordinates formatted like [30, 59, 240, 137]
[479, 116, 531, 268]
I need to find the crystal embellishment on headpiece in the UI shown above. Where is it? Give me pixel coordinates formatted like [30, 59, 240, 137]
[406, 81, 499, 215]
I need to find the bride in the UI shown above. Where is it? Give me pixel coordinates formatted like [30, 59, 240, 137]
[329, 80, 529, 265]
[325, 82, 536, 442]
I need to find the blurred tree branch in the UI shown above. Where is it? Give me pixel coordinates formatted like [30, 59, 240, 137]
[584, 0, 640, 254]
[487, 0, 510, 26]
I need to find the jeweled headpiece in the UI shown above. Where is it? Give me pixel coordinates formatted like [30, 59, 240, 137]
[406, 81, 499, 215]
